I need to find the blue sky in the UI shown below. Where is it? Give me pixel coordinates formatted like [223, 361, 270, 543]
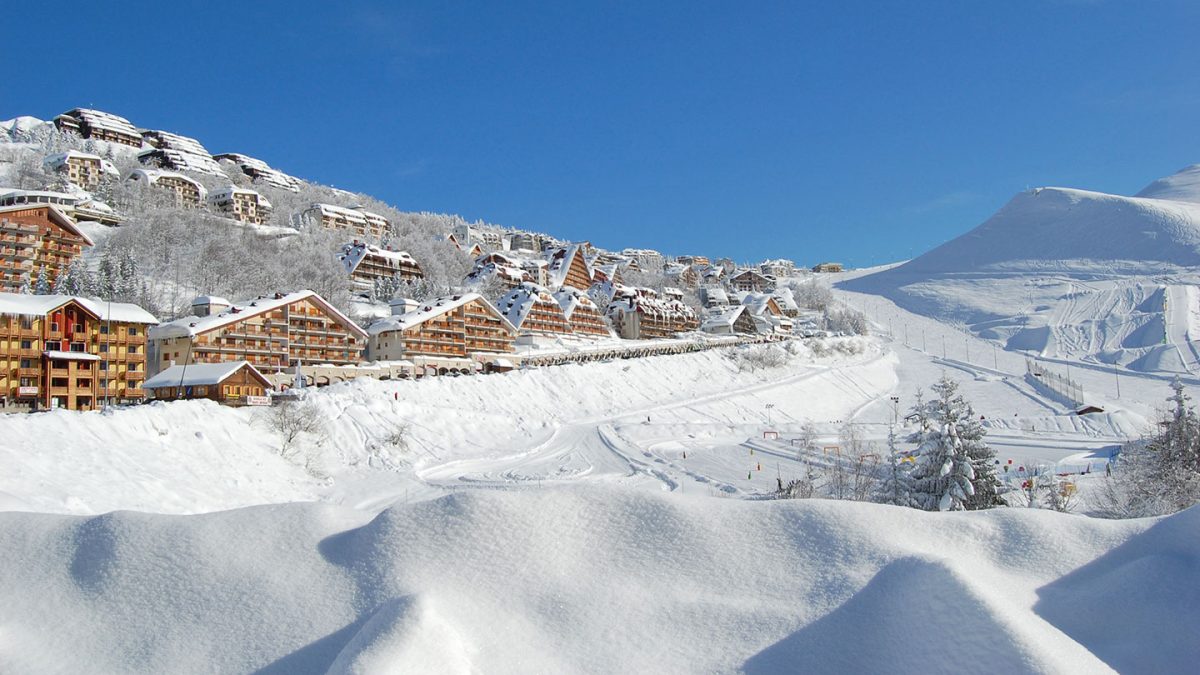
[4, 1, 1198, 265]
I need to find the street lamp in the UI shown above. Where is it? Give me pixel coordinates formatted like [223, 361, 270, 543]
[766, 403, 775, 427]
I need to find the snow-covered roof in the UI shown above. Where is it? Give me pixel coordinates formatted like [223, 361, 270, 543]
[143, 361, 269, 390]
[700, 305, 746, 330]
[56, 109, 141, 140]
[700, 286, 729, 306]
[367, 293, 516, 336]
[150, 290, 364, 340]
[496, 283, 560, 329]
[741, 292, 782, 316]
[138, 147, 226, 177]
[43, 350, 100, 362]
[43, 151, 118, 174]
[0, 189, 79, 206]
[0, 203, 95, 247]
[339, 242, 418, 274]
[191, 295, 231, 307]
[308, 203, 388, 228]
[213, 153, 302, 192]
[552, 286, 599, 320]
[140, 130, 211, 156]
[126, 168, 208, 197]
[771, 287, 800, 312]
[208, 186, 272, 210]
[0, 293, 157, 323]
[545, 244, 590, 290]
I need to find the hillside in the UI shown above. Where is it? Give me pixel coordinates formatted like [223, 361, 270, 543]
[842, 166, 1200, 373]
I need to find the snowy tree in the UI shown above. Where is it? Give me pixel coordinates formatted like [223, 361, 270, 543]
[875, 425, 914, 506]
[1097, 378, 1200, 517]
[54, 258, 94, 296]
[907, 377, 1002, 511]
[33, 266, 52, 295]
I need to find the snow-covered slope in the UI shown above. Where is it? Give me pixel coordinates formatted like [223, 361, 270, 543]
[842, 165, 1200, 373]
[1, 486, 1194, 674]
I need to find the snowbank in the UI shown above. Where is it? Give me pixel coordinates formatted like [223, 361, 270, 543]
[0, 487, 1190, 674]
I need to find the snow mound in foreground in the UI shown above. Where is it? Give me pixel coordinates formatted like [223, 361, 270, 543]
[0, 487, 1193, 674]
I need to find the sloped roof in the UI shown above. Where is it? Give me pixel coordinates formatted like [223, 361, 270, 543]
[339, 242, 419, 274]
[150, 290, 364, 340]
[144, 361, 270, 390]
[213, 153, 302, 192]
[496, 283, 566, 330]
[126, 168, 208, 197]
[545, 244, 591, 290]
[700, 305, 747, 331]
[367, 293, 516, 336]
[0, 203, 95, 247]
[0, 293, 156, 323]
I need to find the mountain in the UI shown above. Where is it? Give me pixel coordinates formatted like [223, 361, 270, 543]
[842, 166, 1200, 372]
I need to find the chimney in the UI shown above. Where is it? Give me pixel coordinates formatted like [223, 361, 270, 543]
[389, 297, 421, 315]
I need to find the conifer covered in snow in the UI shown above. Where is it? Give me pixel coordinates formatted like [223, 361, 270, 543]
[906, 377, 1002, 511]
[1098, 378, 1200, 517]
[875, 424, 914, 506]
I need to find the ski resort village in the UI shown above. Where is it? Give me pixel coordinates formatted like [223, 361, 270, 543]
[2, 8, 1200, 670]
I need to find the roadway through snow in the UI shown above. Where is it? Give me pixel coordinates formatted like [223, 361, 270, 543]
[414, 350, 895, 493]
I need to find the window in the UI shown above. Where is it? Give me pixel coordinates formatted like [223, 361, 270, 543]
[99, 344, 109, 353]
[45, 341, 61, 352]
[50, 322, 59, 332]
[99, 363, 108, 371]
[73, 324, 83, 333]
[70, 343, 85, 353]
[196, 386, 207, 396]
[20, 340, 31, 350]
[100, 325, 109, 335]
[129, 327, 138, 336]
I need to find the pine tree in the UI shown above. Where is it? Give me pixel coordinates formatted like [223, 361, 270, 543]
[907, 376, 1002, 511]
[875, 424, 914, 506]
[33, 266, 52, 295]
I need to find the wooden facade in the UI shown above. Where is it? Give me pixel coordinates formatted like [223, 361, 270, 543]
[150, 292, 367, 376]
[607, 294, 700, 340]
[498, 284, 574, 337]
[0, 295, 155, 412]
[554, 287, 614, 338]
[368, 294, 515, 361]
[144, 362, 272, 406]
[730, 269, 774, 293]
[341, 242, 424, 292]
[0, 205, 92, 293]
[546, 246, 592, 291]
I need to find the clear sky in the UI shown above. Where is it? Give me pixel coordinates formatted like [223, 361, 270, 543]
[3, 1, 1198, 265]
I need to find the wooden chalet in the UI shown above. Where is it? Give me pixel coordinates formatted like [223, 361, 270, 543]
[367, 293, 516, 362]
[546, 244, 592, 291]
[729, 269, 775, 293]
[304, 203, 390, 239]
[43, 151, 118, 190]
[0, 293, 157, 412]
[553, 286, 615, 338]
[0, 204, 93, 293]
[53, 108, 143, 147]
[143, 361, 272, 406]
[208, 186, 272, 225]
[743, 293, 795, 334]
[148, 291, 367, 378]
[497, 283, 574, 338]
[126, 169, 208, 207]
[340, 241, 423, 293]
[701, 305, 759, 336]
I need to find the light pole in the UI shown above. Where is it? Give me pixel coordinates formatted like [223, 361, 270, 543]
[765, 403, 775, 427]
[993, 343, 998, 370]
[889, 395, 900, 426]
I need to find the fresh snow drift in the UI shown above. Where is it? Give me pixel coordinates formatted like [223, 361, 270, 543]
[1, 487, 1194, 675]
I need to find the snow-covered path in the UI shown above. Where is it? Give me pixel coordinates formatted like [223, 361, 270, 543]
[1164, 284, 1200, 374]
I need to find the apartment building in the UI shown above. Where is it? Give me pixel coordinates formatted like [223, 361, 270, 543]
[42, 151, 118, 190]
[496, 283, 574, 338]
[340, 241, 423, 292]
[303, 203, 390, 239]
[213, 153, 302, 192]
[208, 186, 273, 225]
[53, 108, 143, 148]
[0, 293, 157, 411]
[126, 169, 208, 207]
[367, 293, 515, 362]
[0, 204, 93, 293]
[148, 291, 368, 378]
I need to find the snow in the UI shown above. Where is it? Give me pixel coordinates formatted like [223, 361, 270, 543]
[143, 361, 264, 389]
[42, 350, 99, 361]
[150, 290, 363, 340]
[367, 292, 515, 335]
[126, 167, 209, 198]
[0, 487, 1193, 673]
[0, 294, 149, 325]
